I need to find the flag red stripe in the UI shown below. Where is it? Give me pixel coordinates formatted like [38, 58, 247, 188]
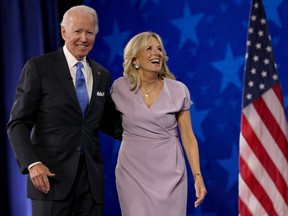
[241, 114, 288, 204]
[238, 196, 253, 216]
[274, 83, 287, 109]
[253, 91, 288, 162]
[240, 156, 278, 215]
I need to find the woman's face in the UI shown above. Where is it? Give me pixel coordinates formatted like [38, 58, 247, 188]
[135, 36, 164, 74]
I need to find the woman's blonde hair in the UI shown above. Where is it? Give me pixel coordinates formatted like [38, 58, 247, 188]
[123, 31, 175, 91]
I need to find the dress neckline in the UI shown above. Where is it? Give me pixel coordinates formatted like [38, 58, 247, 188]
[140, 77, 165, 109]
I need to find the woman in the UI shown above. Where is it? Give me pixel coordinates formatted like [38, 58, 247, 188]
[111, 32, 207, 216]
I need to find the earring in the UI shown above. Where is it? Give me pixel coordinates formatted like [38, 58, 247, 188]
[134, 63, 140, 69]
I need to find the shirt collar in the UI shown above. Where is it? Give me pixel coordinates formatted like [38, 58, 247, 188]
[63, 45, 87, 69]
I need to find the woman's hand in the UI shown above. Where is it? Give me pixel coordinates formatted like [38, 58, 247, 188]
[194, 175, 207, 207]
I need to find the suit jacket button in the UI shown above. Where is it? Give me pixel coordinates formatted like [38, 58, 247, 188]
[76, 147, 81, 152]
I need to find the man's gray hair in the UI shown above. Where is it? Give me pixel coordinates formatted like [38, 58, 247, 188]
[60, 5, 99, 33]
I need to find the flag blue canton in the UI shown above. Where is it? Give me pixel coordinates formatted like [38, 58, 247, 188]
[243, 0, 279, 108]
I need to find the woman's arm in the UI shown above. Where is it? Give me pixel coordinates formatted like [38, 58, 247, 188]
[177, 109, 207, 207]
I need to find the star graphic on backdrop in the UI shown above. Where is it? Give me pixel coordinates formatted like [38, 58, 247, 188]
[208, 38, 216, 47]
[219, 3, 228, 13]
[205, 15, 215, 25]
[234, 0, 244, 6]
[190, 105, 210, 142]
[189, 47, 198, 56]
[229, 99, 239, 109]
[200, 85, 210, 95]
[139, 0, 159, 8]
[264, 0, 283, 28]
[171, 2, 204, 48]
[187, 71, 196, 80]
[214, 99, 223, 107]
[211, 44, 244, 92]
[218, 141, 239, 192]
[102, 22, 131, 64]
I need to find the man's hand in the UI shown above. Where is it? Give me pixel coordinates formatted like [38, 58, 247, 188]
[29, 163, 55, 194]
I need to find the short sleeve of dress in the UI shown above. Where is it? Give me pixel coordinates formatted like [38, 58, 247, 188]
[110, 77, 131, 113]
[181, 83, 193, 111]
[110, 78, 121, 110]
[110, 79, 117, 95]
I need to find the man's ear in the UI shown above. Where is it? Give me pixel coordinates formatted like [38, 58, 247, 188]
[61, 27, 66, 40]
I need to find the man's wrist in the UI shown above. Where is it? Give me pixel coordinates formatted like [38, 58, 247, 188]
[28, 162, 42, 170]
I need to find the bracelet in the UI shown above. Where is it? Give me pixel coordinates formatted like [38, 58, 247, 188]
[193, 173, 202, 181]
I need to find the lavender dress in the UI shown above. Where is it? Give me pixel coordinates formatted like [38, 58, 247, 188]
[111, 76, 192, 216]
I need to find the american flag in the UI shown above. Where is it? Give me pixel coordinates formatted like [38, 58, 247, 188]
[239, 0, 288, 215]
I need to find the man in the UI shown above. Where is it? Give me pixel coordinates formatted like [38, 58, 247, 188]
[7, 5, 122, 216]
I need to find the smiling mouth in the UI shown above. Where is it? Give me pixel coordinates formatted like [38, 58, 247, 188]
[151, 59, 160, 64]
[77, 44, 88, 48]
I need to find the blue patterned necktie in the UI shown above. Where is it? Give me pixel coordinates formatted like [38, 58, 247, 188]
[75, 62, 89, 118]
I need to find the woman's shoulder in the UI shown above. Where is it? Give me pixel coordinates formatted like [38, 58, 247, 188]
[112, 76, 131, 93]
[164, 78, 189, 90]
[113, 76, 129, 86]
[114, 76, 129, 83]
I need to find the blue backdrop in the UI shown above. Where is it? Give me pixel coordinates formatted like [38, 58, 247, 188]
[2, 0, 288, 215]
[1, 1, 61, 215]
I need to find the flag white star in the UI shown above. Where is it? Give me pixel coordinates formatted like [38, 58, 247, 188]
[254, 3, 259, 9]
[250, 68, 256, 74]
[253, 55, 259, 62]
[246, 93, 252, 100]
[259, 83, 265, 90]
[248, 81, 254, 87]
[261, 71, 267, 77]
[255, 43, 262, 49]
[263, 58, 270, 65]
[260, 18, 266, 24]
[258, 30, 264, 37]
[266, 46, 272, 52]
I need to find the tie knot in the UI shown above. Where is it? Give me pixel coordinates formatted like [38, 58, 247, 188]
[76, 62, 82, 70]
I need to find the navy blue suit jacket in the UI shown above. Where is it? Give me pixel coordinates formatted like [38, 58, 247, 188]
[7, 48, 122, 204]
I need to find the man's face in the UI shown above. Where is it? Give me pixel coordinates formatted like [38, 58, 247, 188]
[61, 11, 96, 60]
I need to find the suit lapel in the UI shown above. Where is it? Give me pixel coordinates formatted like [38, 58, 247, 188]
[53, 49, 80, 107]
[86, 58, 102, 117]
